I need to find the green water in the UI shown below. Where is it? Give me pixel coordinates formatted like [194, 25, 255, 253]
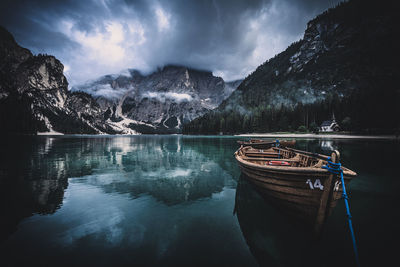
[0, 135, 398, 266]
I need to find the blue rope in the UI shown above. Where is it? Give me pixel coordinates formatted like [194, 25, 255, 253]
[323, 157, 360, 267]
[276, 139, 280, 159]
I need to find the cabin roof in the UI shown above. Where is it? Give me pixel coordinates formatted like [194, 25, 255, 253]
[321, 120, 332, 127]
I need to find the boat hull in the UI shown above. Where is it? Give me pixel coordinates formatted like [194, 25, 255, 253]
[236, 157, 353, 234]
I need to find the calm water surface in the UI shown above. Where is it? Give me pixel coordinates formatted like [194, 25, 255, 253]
[0, 136, 399, 266]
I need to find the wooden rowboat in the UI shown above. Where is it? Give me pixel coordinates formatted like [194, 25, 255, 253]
[237, 139, 296, 149]
[234, 144, 357, 235]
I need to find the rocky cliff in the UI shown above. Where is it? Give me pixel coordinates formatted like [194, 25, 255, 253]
[184, 0, 400, 134]
[0, 26, 119, 134]
[72, 66, 241, 133]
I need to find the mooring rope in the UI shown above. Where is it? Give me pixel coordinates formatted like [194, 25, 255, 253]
[276, 139, 280, 159]
[323, 158, 360, 267]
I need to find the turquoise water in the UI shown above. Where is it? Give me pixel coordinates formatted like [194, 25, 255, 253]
[0, 136, 399, 266]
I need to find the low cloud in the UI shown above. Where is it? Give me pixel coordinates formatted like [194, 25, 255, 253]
[142, 92, 193, 103]
[73, 84, 130, 99]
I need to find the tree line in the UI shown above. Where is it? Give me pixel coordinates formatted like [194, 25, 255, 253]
[183, 88, 399, 135]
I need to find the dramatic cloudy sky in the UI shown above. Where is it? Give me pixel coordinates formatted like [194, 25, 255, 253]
[0, 0, 341, 86]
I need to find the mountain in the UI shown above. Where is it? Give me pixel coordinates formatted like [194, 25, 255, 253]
[0, 26, 119, 135]
[183, 0, 400, 134]
[0, 26, 241, 135]
[72, 66, 241, 133]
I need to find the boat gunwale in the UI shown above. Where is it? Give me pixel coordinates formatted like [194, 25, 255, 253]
[235, 147, 357, 177]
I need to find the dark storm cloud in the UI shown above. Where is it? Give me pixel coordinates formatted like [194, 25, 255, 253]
[0, 0, 342, 85]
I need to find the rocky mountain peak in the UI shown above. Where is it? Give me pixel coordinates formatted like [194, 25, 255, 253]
[73, 65, 242, 133]
[16, 54, 68, 94]
[0, 26, 122, 135]
[0, 26, 32, 72]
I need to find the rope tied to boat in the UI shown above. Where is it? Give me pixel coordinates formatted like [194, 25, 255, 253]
[323, 157, 360, 267]
[276, 139, 280, 159]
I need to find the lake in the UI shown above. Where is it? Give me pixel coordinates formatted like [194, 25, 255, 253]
[0, 135, 399, 266]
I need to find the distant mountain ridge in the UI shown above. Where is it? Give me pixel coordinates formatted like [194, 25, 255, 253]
[184, 0, 400, 134]
[72, 66, 241, 133]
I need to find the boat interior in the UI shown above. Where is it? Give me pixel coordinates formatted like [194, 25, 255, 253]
[238, 146, 326, 168]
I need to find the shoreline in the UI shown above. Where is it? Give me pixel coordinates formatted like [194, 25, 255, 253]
[21, 132, 399, 140]
[37, 131, 64, 136]
[235, 133, 398, 140]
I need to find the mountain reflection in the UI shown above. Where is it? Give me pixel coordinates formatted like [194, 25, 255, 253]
[93, 136, 232, 204]
[0, 137, 70, 240]
[0, 136, 238, 240]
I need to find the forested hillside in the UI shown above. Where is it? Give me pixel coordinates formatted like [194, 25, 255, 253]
[183, 0, 399, 135]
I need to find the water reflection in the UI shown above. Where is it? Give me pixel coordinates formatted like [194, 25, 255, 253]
[87, 136, 235, 204]
[234, 175, 319, 266]
[0, 137, 70, 240]
[0, 136, 256, 266]
[0, 136, 239, 240]
[0, 136, 399, 266]
[319, 140, 336, 151]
